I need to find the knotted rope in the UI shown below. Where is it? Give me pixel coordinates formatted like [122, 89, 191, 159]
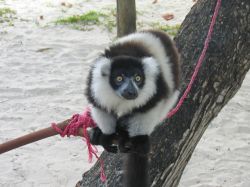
[51, 108, 106, 182]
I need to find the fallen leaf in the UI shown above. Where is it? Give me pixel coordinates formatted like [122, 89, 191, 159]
[162, 13, 174, 21]
[36, 48, 52, 52]
[61, 2, 73, 8]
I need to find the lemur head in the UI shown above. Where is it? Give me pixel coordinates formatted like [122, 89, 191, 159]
[109, 56, 145, 100]
[88, 54, 159, 115]
[87, 30, 181, 115]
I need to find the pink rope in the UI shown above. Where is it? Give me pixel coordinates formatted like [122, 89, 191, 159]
[167, 0, 222, 118]
[51, 107, 107, 182]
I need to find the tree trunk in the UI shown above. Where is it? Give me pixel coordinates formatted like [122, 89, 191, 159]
[77, 0, 250, 186]
[116, 0, 136, 37]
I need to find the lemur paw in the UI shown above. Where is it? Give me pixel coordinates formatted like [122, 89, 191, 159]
[88, 127, 118, 153]
[87, 127, 102, 145]
[103, 144, 118, 153]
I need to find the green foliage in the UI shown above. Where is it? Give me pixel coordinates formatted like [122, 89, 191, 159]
[151, 22, 181, 37]
[56, 11, 102, 24]
[0, 7, 16, 24]
[54, 9, 180, 36]
[0, 7, 16, 17]
[55, 10, 116, 32]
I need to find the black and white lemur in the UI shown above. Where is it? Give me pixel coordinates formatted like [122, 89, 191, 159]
[85, 30, 180, 187]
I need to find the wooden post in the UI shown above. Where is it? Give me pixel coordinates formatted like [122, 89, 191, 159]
[116, 0, 136, 37]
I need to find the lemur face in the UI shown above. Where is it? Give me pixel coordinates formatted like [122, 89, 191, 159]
[109, 56, 145, 100]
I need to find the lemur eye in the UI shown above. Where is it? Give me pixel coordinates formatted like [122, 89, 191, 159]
[135, 75, 141, 82]
[116, 76, 123, 82]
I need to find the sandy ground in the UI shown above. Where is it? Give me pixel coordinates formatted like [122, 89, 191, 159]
[0, 0, 249, 187]
[179, 72, 250, 187]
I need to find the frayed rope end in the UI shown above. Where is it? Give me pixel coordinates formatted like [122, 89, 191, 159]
[51, 107, 106, 182]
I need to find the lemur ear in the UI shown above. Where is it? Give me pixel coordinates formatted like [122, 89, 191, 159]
[94, 57, 111, 77]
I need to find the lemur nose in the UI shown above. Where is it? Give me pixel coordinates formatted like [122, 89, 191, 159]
[122, 89, 138, 100]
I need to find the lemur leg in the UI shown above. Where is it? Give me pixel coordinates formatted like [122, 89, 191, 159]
[120, 135, 150, 155]
[116, 128, 131, 153]
[129, 135, 150, 155]
[88, 127, 118, 153]
[117, 127, 150, 155]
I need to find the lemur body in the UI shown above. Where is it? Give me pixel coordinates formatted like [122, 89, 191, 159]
[85, 30, 180, 186]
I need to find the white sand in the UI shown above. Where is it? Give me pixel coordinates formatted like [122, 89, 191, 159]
[0, 0, 249, 186]
[179, 72, 250, 187]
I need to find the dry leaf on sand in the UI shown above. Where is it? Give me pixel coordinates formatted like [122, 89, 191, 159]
[162, 13, 174, 21]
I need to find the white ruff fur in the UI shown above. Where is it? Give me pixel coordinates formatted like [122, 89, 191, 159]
[128, 90, 179, 136]
[91, 106, 116, 134]
[91, 57, 159, 117]
[115, 32, 175, 92]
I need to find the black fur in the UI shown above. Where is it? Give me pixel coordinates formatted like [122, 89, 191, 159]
[104, 41, 152, 59]
[132, 73, 168, 114]
[123, 135, 150, 187]
[89, 126, 150, 187]
[110, 56, 145, 90]
[124, 153, 149, 187]
[89, 127, 118, 153]
[90, 125, 150, 155]
[85, 69, 100, 109]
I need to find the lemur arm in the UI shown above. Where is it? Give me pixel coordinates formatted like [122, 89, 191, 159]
[89, 125, 150, 155]
[88, 127, 118, 153]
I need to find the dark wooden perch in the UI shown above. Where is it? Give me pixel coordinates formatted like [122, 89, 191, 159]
[0, 119, 118, 154]
[0, 120, 71, 154]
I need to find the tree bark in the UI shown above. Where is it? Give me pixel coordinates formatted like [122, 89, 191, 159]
[116, 0, 136, 37]
[77, 0, 250, 186]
